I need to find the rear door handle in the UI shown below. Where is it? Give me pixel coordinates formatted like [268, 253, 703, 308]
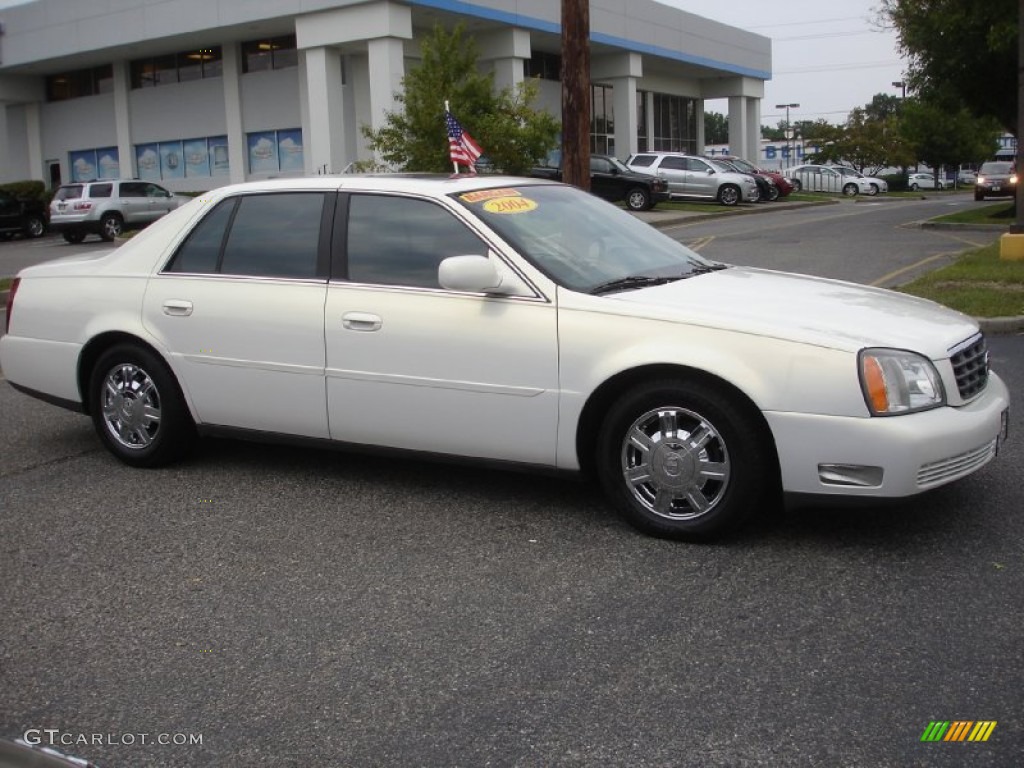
[162, 299, 193, 317]
[341, 312, 382, 332]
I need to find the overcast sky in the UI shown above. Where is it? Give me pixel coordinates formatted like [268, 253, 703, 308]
[659, 0, 906, 126]
[1, 0, 906, 127]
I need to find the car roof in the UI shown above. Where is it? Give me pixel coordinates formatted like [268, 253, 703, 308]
[194, 174, 553, 202]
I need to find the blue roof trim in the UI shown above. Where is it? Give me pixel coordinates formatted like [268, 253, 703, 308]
[406, 0, 771, 80]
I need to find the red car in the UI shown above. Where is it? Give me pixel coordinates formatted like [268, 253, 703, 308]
[717, 155, 794, 198]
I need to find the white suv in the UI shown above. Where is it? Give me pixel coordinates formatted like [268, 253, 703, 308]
[49, 179, 186, 243]
[626, 152, 759, 205]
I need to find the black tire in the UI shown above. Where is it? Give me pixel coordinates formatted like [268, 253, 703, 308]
[718, 184, 741, 206]
[24, 216, 46, 238]
[868, 183, 880, 196]
[89, 343, 195, 467]
[842, 183, 859, 197]
[910, 183, 919, 191]
[974, 191, 984, 202]
[0, 232, 13, 242]
[63, 230, 87, 244]
[789, 178, 802, 193]
[625, 186, 651, 211]
[766, 184, 780, 202]
[596, 378, 773, 541]
[99, 213, 124, 241]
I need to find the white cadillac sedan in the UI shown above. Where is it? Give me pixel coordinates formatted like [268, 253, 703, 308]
[0, 176, 1009, 540]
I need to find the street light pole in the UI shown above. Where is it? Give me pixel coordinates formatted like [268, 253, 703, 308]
[775, 103, 799, 167]
[891, 80, 906, 99]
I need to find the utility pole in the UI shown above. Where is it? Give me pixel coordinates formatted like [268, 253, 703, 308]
[561, 0, 590, 191]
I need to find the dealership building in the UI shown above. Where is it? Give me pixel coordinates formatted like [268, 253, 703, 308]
[0, 0, 770, 191]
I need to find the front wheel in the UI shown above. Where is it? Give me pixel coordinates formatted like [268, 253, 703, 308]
[596, 379, 773, 540]
[789, 178, 802, 193]
[63, 230, 87, 244]
[625, 186, 651, 211]
[910, 183, 919, 191]
[974, 191, 985, 201]
[718, 184, 741, 206]
[842, 183, 859, 197]
[766, 184, 780, 202]
[89, 344, 195, 467]
[867, 184, 880, 196]
[99, 213, 124, 241]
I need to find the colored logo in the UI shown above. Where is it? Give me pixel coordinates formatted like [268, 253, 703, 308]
[482, 197, 538, 215]
[920, 721, 997, 742]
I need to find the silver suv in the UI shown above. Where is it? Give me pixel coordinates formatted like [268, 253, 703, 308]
[626, 152, 759, 205]
[49, 179, 185, 243]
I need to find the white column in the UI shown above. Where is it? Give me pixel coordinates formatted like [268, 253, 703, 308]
[610, 76, 637, 159]
[695, 100, 706, 153]
[477, 28, 530, 93]
[25, 102, 43, 181]
[367, 37, 405, 135]
[645, 91, 654, 150]
[727, 96, 748, 159]
[221, 43, 246, 184]
[112, 61, 134, 178]
[744, 97, 761, 162]
[304, 46, 346, 175]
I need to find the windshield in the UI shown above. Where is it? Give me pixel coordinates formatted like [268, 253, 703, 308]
[728, 157, 758, 174]
[607, 157, 633, 173]
[454, 184, 714, 293]
[980, 162, 1013, 175]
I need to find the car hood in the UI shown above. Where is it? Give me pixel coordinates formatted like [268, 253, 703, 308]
[604, 266, 977, 358]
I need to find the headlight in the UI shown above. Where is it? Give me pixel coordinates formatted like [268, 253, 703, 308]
[1011, 175, 1018, 184]
[977, 176, 986, 184]
[859, 348, 945, 415]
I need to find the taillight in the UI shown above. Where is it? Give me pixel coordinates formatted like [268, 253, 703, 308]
[5, 277, 19, 331]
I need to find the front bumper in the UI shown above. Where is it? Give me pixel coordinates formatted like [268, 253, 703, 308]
[766, 372, 1010, 497]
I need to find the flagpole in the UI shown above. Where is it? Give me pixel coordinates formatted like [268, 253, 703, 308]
[445, 99, 460, 174]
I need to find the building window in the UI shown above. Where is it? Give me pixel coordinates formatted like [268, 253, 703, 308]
[652, 93, 698, 154]
[46, 65, 113, 101]
[590, 84, 614, 156]
[241, 35, 298, 73]
[525, 51, 561, 81]
[247, 129, 305, 174]
[136, 135, 230, 181]
[131, 47, 223, 88]
[69, 147, 120, 182]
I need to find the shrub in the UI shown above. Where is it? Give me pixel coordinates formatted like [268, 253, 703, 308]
[881, 173, 907, 192]
[0, 180, 48, 202]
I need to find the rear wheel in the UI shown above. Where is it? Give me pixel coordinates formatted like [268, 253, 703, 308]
[789, 178, 802, 193]
[62, 230, 87, 244]
[842, 183, 859, 197]
[597, 379, 773, 540]
[89, 344, 195, 467]
[99, 213, 124, 241]
[765, 184, 780, 202]
[24, 216, 46, 238]
[625, 186, 651, 211]
[718, 184, 741, 206]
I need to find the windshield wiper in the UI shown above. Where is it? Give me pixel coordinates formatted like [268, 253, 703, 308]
[590, 264, 728, 295]
[590, 275, 680, 295]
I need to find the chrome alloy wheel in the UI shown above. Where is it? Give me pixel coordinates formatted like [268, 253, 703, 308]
[100, 363, 162, 450]
[620, 406, 731, 520]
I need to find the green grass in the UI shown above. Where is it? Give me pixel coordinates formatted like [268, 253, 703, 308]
[0, 277, 11, 292]
[929, 201, 1015, 226]
[897, 242, 1024, 317]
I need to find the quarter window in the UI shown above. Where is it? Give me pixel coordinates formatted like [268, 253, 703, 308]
[346, 195, 486, 288]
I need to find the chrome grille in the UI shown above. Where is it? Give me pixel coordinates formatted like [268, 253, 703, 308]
[917, 439, 997, 487]
[949, 334, 988, 400]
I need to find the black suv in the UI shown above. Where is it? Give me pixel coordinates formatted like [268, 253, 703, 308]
[0, 189, 49, 240]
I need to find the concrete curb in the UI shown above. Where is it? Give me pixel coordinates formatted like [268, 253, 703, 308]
[919, 221, 1010, 232]
[637, 198, 839, 230]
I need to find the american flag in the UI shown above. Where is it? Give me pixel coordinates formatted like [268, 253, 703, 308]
[446, 110, 483, 169]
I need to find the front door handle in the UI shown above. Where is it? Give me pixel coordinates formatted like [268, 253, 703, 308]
[342, 312, 382, 332]
[162, 299, 193, 317]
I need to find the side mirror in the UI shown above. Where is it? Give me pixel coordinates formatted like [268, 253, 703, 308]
[439, 255, 507, 293]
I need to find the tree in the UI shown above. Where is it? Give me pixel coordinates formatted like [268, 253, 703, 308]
[705, 111, 729, 144]
[363, 24, 559, 174]
[898, 96, 1002, 174]
[881, 0, 1018, 134]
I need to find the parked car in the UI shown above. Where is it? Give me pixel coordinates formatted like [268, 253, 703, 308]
[0, 188, 49, 240]
[49, 179, 187, 243]
[0, 176, 1009, 541]
[716, 155, 794, 198]
[829, 166, 888, 195]
[957, 169, 978, 185]
[529, 154, 670, 211]
[707, 158, 774, 202]
[784, 164, 875, 196]
[626, 152, 759, 206]
[907, 173, 946, 191]
[974, 161, 1017, 201]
